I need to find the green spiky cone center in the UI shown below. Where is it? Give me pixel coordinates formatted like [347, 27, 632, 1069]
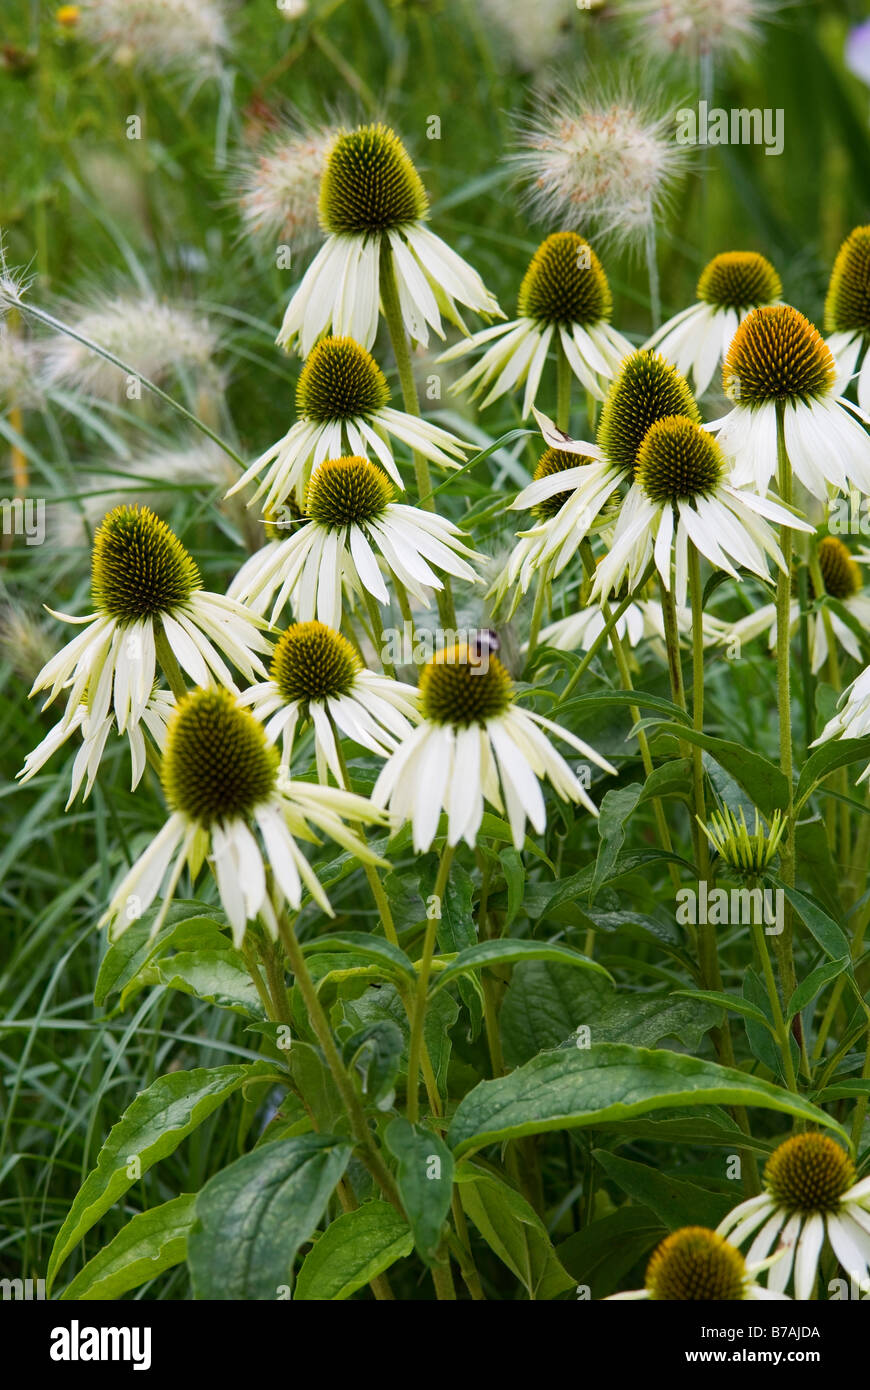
[764, 1134, 856, 1214]
[635, 416, 725, 503]
[271, 620, 361, 703]
[318, 124, 428, 235]
[420, 646, 513, 727]
[305, 456, 394, 528]
[296, 336, 390, 422]
[645, 1229, 747, 1302]
[531, 447, 585, 519]
[697, 252, 782, 310]
[517, 232, 612, 326]
[824, 225, 870, 337]
[723, 305, 836, 405]
[162, 687, 278, 826]
[597, 351, 701, 477]
[91, 505, 201, 623]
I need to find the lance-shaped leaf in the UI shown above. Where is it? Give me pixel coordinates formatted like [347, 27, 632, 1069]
[429, 939, 610, 997]
[447, 1044, 849, 1157]
[60, 1195, 196, 1301]
[295, 1203, 413, 1300]
[385, 1118, 454, 1262]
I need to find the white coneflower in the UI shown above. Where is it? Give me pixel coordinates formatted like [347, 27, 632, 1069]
[42, 295, 220, 401]
[371, 643, 615, 851]
[227, 336, 468, 511]
[593, 415, 808, 607]
[824, 225, 870, 414]
[440, 232, 631, 415]
[607, 1226, 789, 1301]
[646, 251, 782, 396]
[277, 123, 501, 356]
[232, 455, 480, 628]
[99, 687, 388, 944]
[30, 505, 270, 734]
[479, 0, 577, 71]
[501, 352, 703, 593]
[814, 648, 870, 783]
[237, 121, 336, 249]
[18, 689, 174, 807]
[720, 538, 870, 674]
[514, 80, 690, 250]
[238, 619, 420, 783]
[625, 0, 771, 64]
[535, 592, 710, 653]
[711, 304, 870, 499]
[76, 0, 229, 78]
[718, 1133, 870, 1298]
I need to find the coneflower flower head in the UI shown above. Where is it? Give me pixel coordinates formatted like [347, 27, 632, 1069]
[43, 295, 219, 401]
[92, 504, 200, 620]
[278, 123, 501, 354]
[238, 124, 336, 247]
[77, 0, 229, 77]
[228, 334, 468, 510]
[698, 251, 782, 312]
[439, 230, 630, 414]
[645, 1228, 754, 1301]
[598, 350, 701, 474]
[713, 303, 870, 497]
[718, 1132, 870, 1297]
[723, 304, 836, 406]
[530, 447, 583, 519]
[515, 82, 690, 248]
[645, 251, 782, 397]
[372, 642, 615, 850]
[698, 803, 786, 876]
[634, 413, 724, 501]
[162, 686, 278, 827]
[812, 536, 862, 601]
[271, 619, 360, 705]
[305, 453, 394, 527]
[317, 124, 429, 235]
[825, 226, 870, 340]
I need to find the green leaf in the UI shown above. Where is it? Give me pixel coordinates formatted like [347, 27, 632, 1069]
[339, 982, 459, 1094]
[543, 850, 694, 912]
[643, 722, 789, 815]
[787, 958, 850, 1020]
[385, 1119, 454, 1262]
[556, 690, 691, 726]
[592, 784, 644, 897]
[301, 933, 416, 984]
[673, 989, 774, 1033]
[342, 1021, 404, 1111]
[556, 1207, 665, 1298]
[47, 1061, 277, 1291]
[430, 940, 610, 998]
[157, 948, 263, 1016]
[294, 1203, 413, 1300]
[796, 737, 870, 808]
[188, 1134, 352, 1299]
[418, 858, 483, 1036]
[94, 902, 227, 1007]
[60, 1195, 195, 1301]
[447, 1044, 848, 1157]
[455, 1165, 575, 1300]
[592, 1151, 733, 1230]
[500, 965, 720, 1069]
[499, 847, 525, 927]
[773, 881, 851, 960]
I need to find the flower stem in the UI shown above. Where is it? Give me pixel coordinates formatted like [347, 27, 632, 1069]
[379, 239, 431, 506]
[276, 911, 403, 1212]
[749, 906, 797, 1092]
[406, 844, 455, 1123]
